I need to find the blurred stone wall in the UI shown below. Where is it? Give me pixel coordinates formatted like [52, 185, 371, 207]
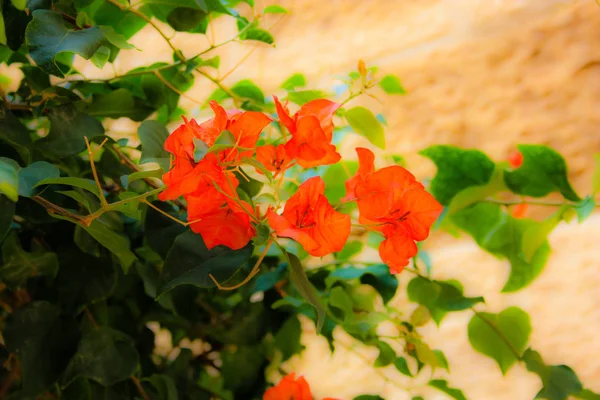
[68, 0, 600, 398]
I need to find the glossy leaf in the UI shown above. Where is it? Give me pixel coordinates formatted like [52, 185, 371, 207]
[63, 327, 139, 386]
[345, 106, 385, 149]
[0, 156, 19, 202]
[18, 161, 60, 197]
[158, 230, 253, 294]
[288, 251, 326, 332]
[468, 307, 531, 374]
[420, 145, 495, 206]
[504, 145, 580, 201]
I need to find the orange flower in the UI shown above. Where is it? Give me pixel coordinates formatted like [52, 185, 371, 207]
[256, 144, 293, 176]
[220, 111, 272, 162]
[274, 96, 341, 168]
[347, 148, 443, 272]
[267, 177, 351, 257]
[159, 152, 225, 201]
[263, 373, 312, 400]
[508, 150, 523, 168]
[511, 203, 528, 219]
[187, 204, 256, 250]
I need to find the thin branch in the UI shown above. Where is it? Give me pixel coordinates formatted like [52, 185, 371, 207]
[209, 240, 272, 290]
[153, 70, 204, 105]
[130, 376, 151, 400]
[32, 196, 85, 223]
[483, 198, 597, 207]
[84, 136, 109, 207]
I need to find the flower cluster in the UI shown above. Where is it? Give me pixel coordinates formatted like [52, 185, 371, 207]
[159, 97, 442, 272]
[264, 373, 338, 400]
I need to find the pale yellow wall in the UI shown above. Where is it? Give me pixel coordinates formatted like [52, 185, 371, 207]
[69, 0, 600, 398]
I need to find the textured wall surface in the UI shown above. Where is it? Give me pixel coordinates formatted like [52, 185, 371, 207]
[68, 0, 600, 398]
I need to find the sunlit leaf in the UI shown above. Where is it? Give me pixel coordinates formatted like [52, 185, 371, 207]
[379, 75, 406, 95]
[345, 106, 385, 149]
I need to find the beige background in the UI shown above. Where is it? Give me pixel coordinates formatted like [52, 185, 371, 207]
[25, 0, 600, 398]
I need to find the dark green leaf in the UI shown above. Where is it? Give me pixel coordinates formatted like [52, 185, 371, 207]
[144, 201, 186, 259]
[0, 156, 19, 201]
[138, 120, 170, 171]
[0, 231, 58, 289]
[242, 28, 274, 44]
[220, 345, 263, 392]
[144, 374, 178, 400]
[158, 230, 253, 294]
[166, 7, 207, 31]
[64, 327, 139, 386]
[4, 301, 80, 396]
[468, 307, 531, 374]
[420, 145, 495, 206]
[452, 203, 551, 292]
[328, 264, 398, 304]
[250, 262, 286, 293]
[523, 349, 584, 400]
[428, 380, 466, 400]
[379, 75, 406, 95]
[0, 107, 32, 164]
[374, 340, 395, 367]
[84, 88, 153, 121]
[39, 105, 105, 158]
[280, 73, 305, 90]
[394, 357, 412, 376]
[35, 177, 101, 199]
[0, 194, 15, 242]
[504, 145, 580, 201]
[345, 106, 385, 149]
[79, 220, 137, 272]
[288, 251, 326, 332]
[274, 315, 305, 361]
[18, 161, 60, 197]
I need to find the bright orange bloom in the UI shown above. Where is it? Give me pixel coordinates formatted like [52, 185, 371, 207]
[256, 144, 293, 176]
[187, 202, 256, 250]
[511, 203, 528, 219]
[274, 96, 341, 168]
[220, 110, 272, 162]
[267, 177, 351, 257]
[263, 373, 312, 400]
[508, 150, 523, 168]
[346, 148, 443, 272]
[159, 152, 225, 201]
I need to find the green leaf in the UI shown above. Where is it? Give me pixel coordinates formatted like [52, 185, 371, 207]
[84, 88, 153, 121]
[0, 195, 15, 242]
[280, 73, 306, 90]
[504, 145, 580, 201]
[577, 390, 600, 400]
[434, 350, 450, 371]
[288, 251, 326, 332]
[379, 75, 406, 95]
[97, 26, 136, 49]
[522, 349, 584, 400]
[166, 7, 207, 31]
[407, 276, 483, 324]
[447, 166, 506, 214]
[328, 285, 353, 321]
[522, 206, 570, 261]
[221, 345, 263, 392]
[138, 120, 170, 171]
[4, 301, 80, 396]
[64, 327, 139, 386]
[0, 107, 32, 164]
[0, 231, 59, 289]
[0, 156, 19, 202]
[468, 307, 531, 374]
[354, 396, 385, 400]
[374, 340, 396, 367]
[322, 160, 358, 203]
[39, 105, 105, 158]
[207, 130, 236, 153]
[328, 264, 398, 304]
[420, 145, 495, 206]
[35, 177, 101, 199]
[335, 240, 363, 261]
[237, 172, 264, 197]
[231, 79, 265, 104]
[242, 28, 274, 44]
[410, 305, 431, 327]
[144, 201, 186, 259]
[120, 168, 162, 188]
[286, 90, 325, 105]
[79, 220, 137, 272]
[345, 106, 385, 149]
[411, 339, 439, 370]
[158, 230, 253, 294]
[452, 203, 551, 292]
[393, 357, 412, 376]
[26, 10, 130, 77]
[593, 154, 600, 194]
[574, 196, 595, 223]
[18, 161, 60, 197]
[274, 315, 305, 361]
[428, 380, 466, 400]
[263, 4, 287, 13]
[144, 374, 178, 400]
